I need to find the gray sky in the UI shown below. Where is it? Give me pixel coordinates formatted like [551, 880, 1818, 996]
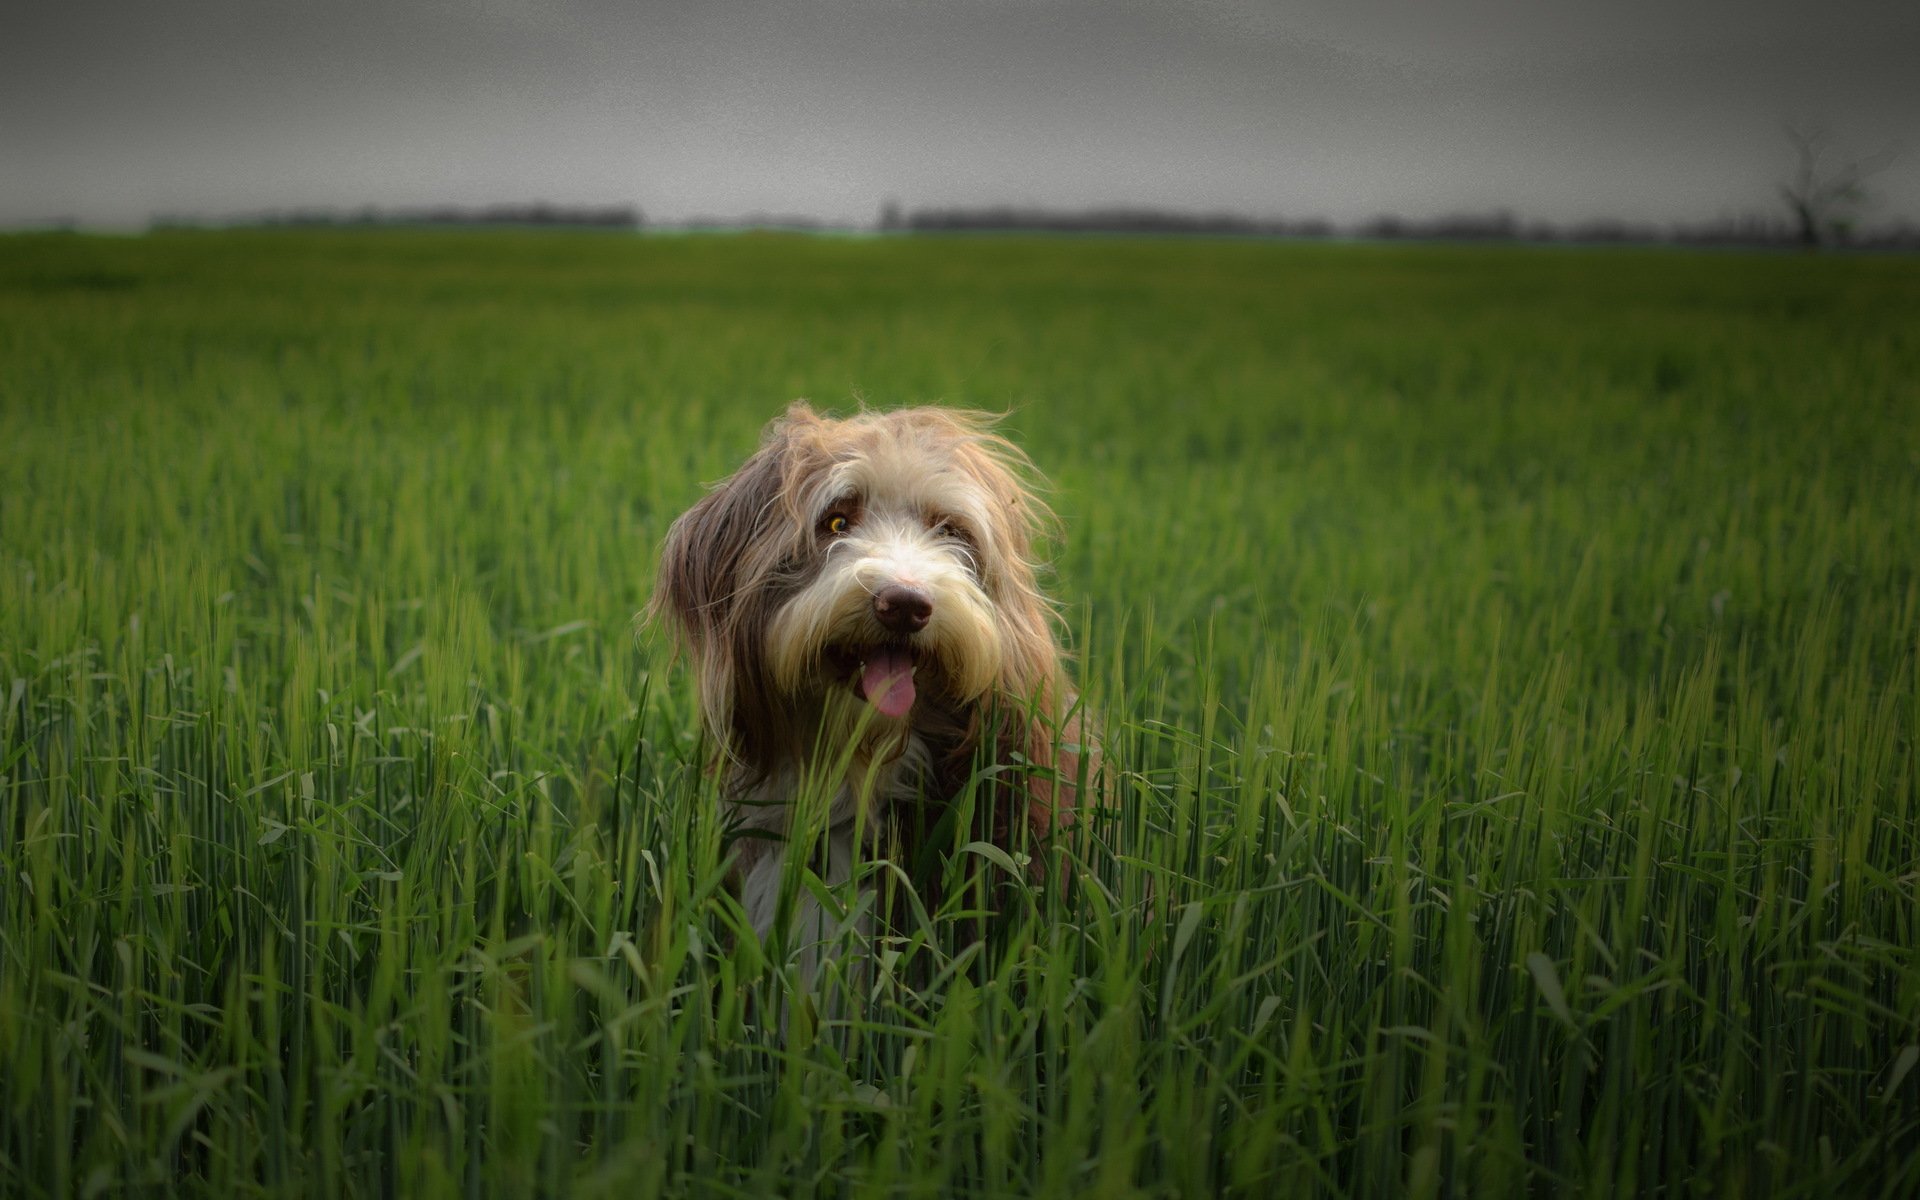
[5, 0, 1917, 228]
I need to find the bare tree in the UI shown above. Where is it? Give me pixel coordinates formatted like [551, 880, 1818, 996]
[1780, 120, 1894, 248]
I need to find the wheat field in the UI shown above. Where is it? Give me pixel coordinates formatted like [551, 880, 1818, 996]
[1, 230, 1916, 1197]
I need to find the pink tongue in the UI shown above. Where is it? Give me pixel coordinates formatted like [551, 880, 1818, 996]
[859, 648, 917, 718]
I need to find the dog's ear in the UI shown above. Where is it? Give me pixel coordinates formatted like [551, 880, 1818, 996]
[650, 408, 834, 770]
[941, 426, 1090, 853]
[943, 434, 1062, 709]
[649, 434, 791, 656]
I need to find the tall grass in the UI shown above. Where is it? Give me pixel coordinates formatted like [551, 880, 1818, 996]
[1, 230, 1916, 1196]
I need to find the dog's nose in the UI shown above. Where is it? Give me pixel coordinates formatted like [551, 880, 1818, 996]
[873, 584, 933, 634]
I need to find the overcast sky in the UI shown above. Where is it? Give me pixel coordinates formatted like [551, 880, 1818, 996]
[5, 0, 1917, 228]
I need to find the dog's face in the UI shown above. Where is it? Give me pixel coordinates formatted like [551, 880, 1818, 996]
[653, 403, 1062, 773]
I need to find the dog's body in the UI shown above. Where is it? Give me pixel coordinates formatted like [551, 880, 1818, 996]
[651, 403, 1090, 958]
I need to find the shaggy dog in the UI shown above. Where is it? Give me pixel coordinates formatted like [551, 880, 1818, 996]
[651, 402, 1091, 963]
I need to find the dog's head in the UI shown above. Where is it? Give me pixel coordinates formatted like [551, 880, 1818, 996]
[652, 402, 1063, 775]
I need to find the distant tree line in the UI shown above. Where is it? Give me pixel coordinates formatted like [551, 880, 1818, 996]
[889, 204, 1334, 239]
[153, 203, 643, 230]
[884, 204, 1920, 249]
[128, 195, 1917, 249]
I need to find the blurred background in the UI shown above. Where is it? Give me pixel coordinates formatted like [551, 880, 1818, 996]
[7, 0, 1918, 245]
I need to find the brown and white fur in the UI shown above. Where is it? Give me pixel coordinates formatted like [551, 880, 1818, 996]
[650, 402, 1091, 967]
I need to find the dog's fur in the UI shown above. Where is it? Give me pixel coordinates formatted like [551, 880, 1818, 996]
[650, 403, 1091, 960]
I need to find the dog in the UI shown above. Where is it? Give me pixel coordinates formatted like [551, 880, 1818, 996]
[651, 402, 1092, 967]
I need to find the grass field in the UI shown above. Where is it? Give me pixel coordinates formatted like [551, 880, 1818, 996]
[1, 229, 1916, 1197]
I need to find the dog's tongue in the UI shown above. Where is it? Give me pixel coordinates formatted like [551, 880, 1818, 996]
[860, 648, 916, 718]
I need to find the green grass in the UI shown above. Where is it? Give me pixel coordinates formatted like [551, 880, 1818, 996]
[1, 229, 1917, 1197]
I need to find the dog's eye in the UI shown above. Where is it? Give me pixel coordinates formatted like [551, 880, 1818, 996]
[824, 513, 851, 536]
[932, 518, 973, 545]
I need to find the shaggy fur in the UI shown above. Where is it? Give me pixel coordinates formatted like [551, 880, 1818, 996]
[651, 402, 1091, 960]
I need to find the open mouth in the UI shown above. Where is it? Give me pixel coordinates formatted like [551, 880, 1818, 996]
[825, 643, 919, 719]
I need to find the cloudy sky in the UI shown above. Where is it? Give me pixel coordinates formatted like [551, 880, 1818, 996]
[5, 0, 1917, 228]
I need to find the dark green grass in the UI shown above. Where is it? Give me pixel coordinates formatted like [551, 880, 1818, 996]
[1, 230, 1917, 1197]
